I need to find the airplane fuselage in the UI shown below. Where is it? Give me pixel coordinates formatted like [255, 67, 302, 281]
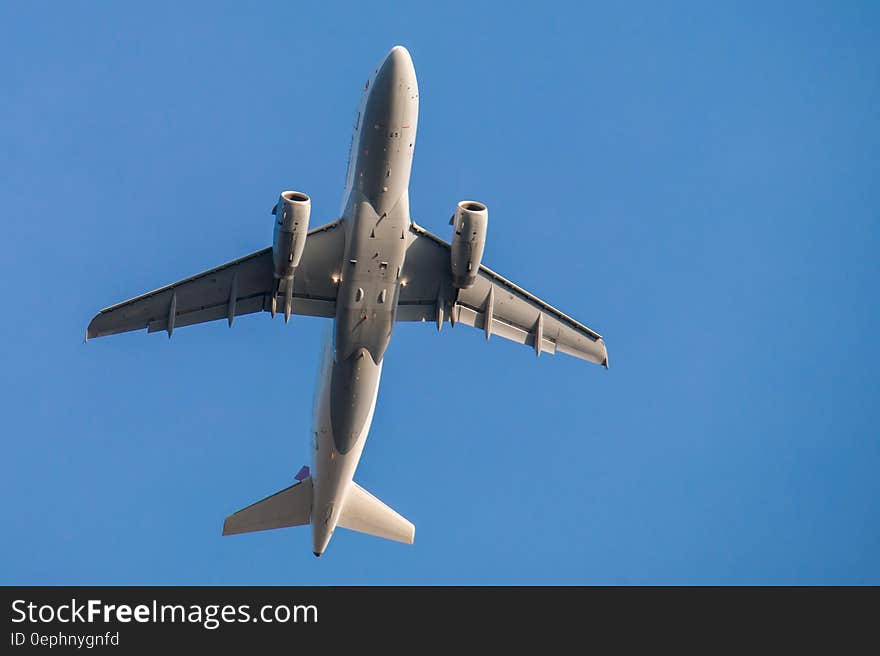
[310, 46, 419, 555]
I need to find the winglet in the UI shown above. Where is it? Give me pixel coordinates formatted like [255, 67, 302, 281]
[294, 465, 310, 481]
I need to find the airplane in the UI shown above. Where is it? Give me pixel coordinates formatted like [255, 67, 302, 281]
[86, 45, 608, 557]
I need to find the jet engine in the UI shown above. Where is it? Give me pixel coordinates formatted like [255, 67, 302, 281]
[273, 191, 311, 279]
[449, 200, 488, 289]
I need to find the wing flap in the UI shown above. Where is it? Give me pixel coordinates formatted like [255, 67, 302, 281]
[394, 302, 434, 322]
[146, 295, 265, 333]
[279, 296, 337, 319]
[456, 306, 560, 354]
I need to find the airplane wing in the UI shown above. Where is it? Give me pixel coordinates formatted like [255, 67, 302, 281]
[396, 222, 608, 367]
[86, 220, 345, 339]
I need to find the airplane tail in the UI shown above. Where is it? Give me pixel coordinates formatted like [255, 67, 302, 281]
[222, 478, 313, 536]
[337, 482, 415, 544]
[221, 476, 414, 546]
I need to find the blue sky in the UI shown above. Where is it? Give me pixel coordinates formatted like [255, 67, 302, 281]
[1, 1, 877, 584]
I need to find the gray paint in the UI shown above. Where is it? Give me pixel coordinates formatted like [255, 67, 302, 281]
[330, 347, 382, 454]
[272, 191, 311, 279]
[449, 200, 488, 290]
[86, 45, 607, 556]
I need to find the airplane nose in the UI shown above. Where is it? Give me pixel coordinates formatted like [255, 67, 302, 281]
[378, 45, 415, 82]
[388, 45, 412, 66]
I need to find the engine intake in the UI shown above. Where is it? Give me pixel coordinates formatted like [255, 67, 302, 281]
[273, 191, 311, 279]
[450, 200, 488, 289]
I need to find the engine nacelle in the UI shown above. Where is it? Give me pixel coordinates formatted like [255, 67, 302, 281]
[273, 191, 311, 279]
[449, 200, 488, 289]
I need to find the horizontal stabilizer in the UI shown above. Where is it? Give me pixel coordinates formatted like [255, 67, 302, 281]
[223, 478, 312, 536]
[337, 482, 414, 544]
